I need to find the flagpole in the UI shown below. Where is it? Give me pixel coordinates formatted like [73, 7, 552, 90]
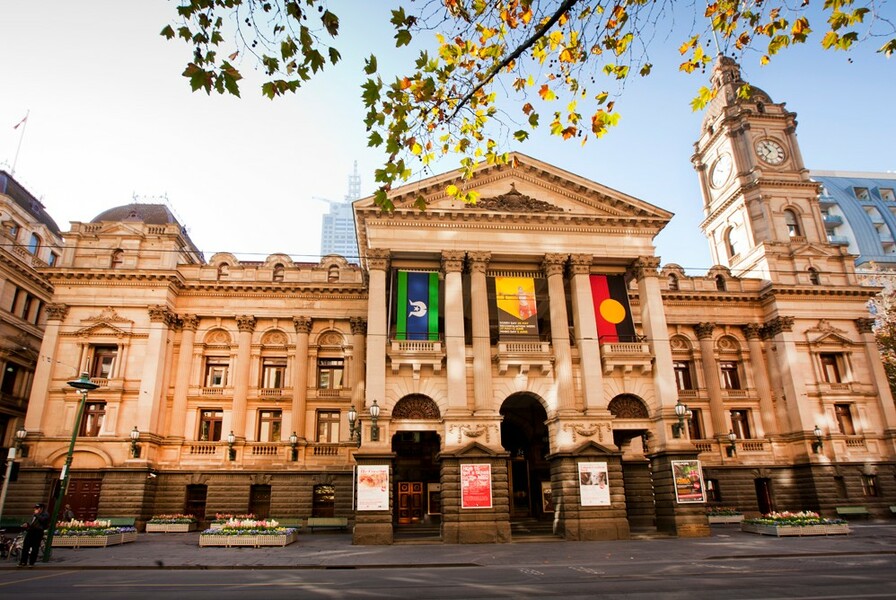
[11, 110, 29, 176]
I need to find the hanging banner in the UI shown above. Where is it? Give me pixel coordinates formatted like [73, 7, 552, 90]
[495, 276, 538, 337]
[460, 463, 493, 509]
[671, 460, 707, 504]
[578, 461, 611, 506]
[395, 270, 440, 340]
[356, 465, 390, 511]
[590, 274, 636, 342]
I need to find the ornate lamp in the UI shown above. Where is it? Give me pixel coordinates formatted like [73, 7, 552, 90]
[672, 400, 688, 438]
[14, 426, 27, 455]
[289, 431, 299, 461]
[129, 426, 141, 458]
[347, 405, 361, 448]
[369, 399, 381, 442]
[726, 430, 738, 457]
[226, 431, 236, 461]
[812, 425, 824, 454]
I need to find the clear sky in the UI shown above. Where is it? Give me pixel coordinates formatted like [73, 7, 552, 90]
[1, 1, 894, 273]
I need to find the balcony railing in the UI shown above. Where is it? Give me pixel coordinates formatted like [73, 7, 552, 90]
[388, 338, 445, 376]
[189, 443, 220, 456]
[844, 436, 866, 448]
[495, 340, 552, 375]
[599, 341, 652, 375]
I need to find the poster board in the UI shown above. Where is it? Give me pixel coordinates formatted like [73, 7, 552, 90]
[356, 465, 389, 511]
[427, 483, 442, 515]
[578, 461, 611, 506]
[671, 459, 706, 504]
[541, 481, 555, 513]
[460, 463, 493, 509]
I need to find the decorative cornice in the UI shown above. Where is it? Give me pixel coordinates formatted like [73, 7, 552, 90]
[741, 323, 763, 340]
[542, 253, 567, 277]
[45, 303, 69, 321]
[694, 322, 715, 339]
[855, 317, 875, 334]
[632, 256, 661, 279]
[366, 248, 391, 271]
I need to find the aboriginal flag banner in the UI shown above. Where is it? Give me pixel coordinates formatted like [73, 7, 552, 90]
[395, 271, 440, 340]
[590, 274, 636, 342]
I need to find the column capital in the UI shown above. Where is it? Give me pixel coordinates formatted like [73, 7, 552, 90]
[442, 251, 465, 273]
[762, 316, 794, 337]
[694, 322, 715, 340]
[236, 315, 257, 333]
[366, 248, 391, 271]
[45, 303, 69, 321]
[855, 317, 875, 334]
[542, 253, 567, 277]
[631, 256, 661, 279]
[568, 254, 593, 275]
[177, 314, 199, 331]
[741, 323, 763, 340]
[293, 316, 312, 334]
[148, 305, 175, 325]
[467, 251, 491, 273]
[350, 317, 368, 335]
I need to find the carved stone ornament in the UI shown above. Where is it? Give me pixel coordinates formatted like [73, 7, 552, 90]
[148, 305, 175, 325]
[205, 329, 232, 345]
[694, 322, 715, 340]
[392, 395, 441, 420]
[45, 303, 69, 321]
[350, 317, 367, 335]
[83, 306, 132, 324]
[855, 317, 875, 334]
[763, 316, 795, 337]
[261, 330, 287, 345]
[741, 323, 762, 340]
[808, 319, 847, 335]
[473, 184, 563, 213]
[716, 336, 739, 352]
[448, 423, 497, 444]
[607, 395, 649, 419]
[669, 335, 692, 351]
[293, 316, 312, 334]
[236, 315, 256, 333]
[563, 422, 611, 444]
[318, 331, 344, 347]
[180, 314, 199, 331]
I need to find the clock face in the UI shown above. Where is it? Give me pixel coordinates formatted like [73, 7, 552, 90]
[711, 154, 733, 187]
[755, 139, 786, 165]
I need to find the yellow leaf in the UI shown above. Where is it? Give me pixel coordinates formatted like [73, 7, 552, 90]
[446, 184, 459, 196]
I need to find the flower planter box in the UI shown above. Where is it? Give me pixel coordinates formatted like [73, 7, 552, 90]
[708, 515, 744, 524]
[146, 522, 198, 533]
[741, 522, 851, 537]
[52, 531, 137, 548]
[198, 530, 298, 548]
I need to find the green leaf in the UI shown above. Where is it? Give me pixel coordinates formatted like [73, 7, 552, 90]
[160, 25, 175, 39]
[513, 130, 529, 142]
[395, 29, 412, 47]
[364, 54, 378, 75]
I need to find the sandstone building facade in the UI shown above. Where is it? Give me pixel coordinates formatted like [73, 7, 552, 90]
[8, 58, 896, 542]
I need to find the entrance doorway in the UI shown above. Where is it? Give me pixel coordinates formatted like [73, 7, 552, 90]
[65, 478, 102, 521]
[500, 393, 550, 520]
[755, 478, 774, 514]
[391, 431, 441, 525]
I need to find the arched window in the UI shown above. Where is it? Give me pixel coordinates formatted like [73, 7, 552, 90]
[808, 267, 820, 285]
[668, 274, 679, 291]
[784, 209, 802, 237]
[217, 263, 229, 280]
[111, 249, 124, 268]
[27, 233, 41, 255]
[724, 227, 739, 258]
[273, 263, 284, 282]
[327, 265, 339, 283]
[715, 275, 727, 291]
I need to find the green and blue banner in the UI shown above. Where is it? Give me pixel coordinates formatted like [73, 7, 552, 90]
[396, 270, 440, 340]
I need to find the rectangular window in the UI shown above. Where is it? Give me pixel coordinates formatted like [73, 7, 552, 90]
[199, 409, 223, 441]
[316, 410, 340, 443]
[881, 188, 896, 202]
[257, 409, 282, 442]
[79, 402, 106, 436]
[730, 409, 752, 439]
[20, 294, 32, 320]
[9, 286, 20, 313]
[90, 345, 118, 379]
[854, 186, 870, 200]
[720, 361, 741, 390]
[318, 358, 344, 389]
[261, 358, 287, 389]
[835, 403, 856, 435]
[204, 358, 229, 387]
[861, 474, 879, 497]
[820, 353, 843, 383]
[312, 484, 336, 517]
[47, 252, 59, 266]
[673, 361, 693, 390]
[688, 408, 704, 439]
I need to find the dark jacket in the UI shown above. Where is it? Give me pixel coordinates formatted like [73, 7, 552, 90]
[24, 510, 51, 536]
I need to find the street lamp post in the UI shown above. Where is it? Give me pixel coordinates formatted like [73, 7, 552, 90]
[129, 426, 141, 458]
[42, 373, 100, 562]
[0, 427, 27, 525]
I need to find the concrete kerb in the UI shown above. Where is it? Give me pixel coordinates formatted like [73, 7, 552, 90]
[1, 523, 893, 571]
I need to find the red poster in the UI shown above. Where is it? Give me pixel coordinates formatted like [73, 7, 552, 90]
[460, 463, 492, 509]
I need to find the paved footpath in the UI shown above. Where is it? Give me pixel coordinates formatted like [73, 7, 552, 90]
[2, 522, 894, 570]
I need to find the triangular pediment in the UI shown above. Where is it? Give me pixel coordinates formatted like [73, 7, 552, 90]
[788, 242, 842, 258]
[439, 441, 506, 458]
[71, 322, 132, 338]
[90, 222, 150, 237]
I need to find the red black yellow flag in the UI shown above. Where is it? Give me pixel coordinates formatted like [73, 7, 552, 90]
[590, 274, 636, 342]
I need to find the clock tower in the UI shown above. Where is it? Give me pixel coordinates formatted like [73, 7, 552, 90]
[692, 56, 854, 284]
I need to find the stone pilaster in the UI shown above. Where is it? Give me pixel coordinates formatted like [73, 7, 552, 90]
[468, 252, 494, 414]
[292, 316, 312, 439]
[443, 251, 468, 414]
[230, 315, 256, 440]
[543, 253, 575, 414]
[364, 249, 390, 415]
[169, 314, 199, 439]
[25, 303, 68, 434]
[742, 323, 777, 436]
[569, 254, 603, 411]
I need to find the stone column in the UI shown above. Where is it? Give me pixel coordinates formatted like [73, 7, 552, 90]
[443, 251, 468, 414]
[742, 323, 777, 436]
[25, 303, 68, 433]
[292, 316, 312, 439]
[231, 315, 256, 440]
[632, 257, 678, 444]
[544, 253, 575, 414]
[139, 305, 176, 434]
[695, 322, 727, 437]
[856, 318, 896, 439]
[569, 254, 603, 411]
[350, 317, 367, 412]
[364, 249, 390, 412]
[169, 314, 199, 439]
[468, 252, 494, 414]
[764, 316, 815, 433]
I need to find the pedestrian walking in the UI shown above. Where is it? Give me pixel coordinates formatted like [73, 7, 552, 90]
[62, 504, 75, 522]
[19, 503, 50, 567]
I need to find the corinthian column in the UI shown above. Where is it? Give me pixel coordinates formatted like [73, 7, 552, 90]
[25, 303, 68, 433]
[443, 251, 468, 413]
[742, 323, 776, 436]
[364, 249, 390, 411]
[695, 322, 726, 437]
[139, 305, 176, 433]
[169, 314, 199, 439]
[231, 315, 256, 440]
[292, 316, 312, 439]
[544, 253, 575, 413]
[468, 252, 494, 413]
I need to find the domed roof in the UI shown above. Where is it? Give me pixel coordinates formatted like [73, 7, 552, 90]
[91, 203, 182, 226]
[701, 56, 773, 130]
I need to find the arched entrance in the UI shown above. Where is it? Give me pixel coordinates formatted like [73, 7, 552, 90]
[390, 395, 442, 527]
[608, 394, 656, 530]
[500, 393, 550, 520]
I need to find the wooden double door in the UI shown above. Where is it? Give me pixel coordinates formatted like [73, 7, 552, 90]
[396, 482, 424, 524]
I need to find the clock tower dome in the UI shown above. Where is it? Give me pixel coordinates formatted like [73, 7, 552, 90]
[692, 56, 854, 284]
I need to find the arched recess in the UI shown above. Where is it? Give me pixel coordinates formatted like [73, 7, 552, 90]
[608, 394, 649, 419]
[392, 394, 441, 420]
[500, 392, 550, 520]
[391, 394, 442, 526]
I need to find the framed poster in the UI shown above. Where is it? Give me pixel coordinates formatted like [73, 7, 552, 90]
[671, 460, 706, 504]
[541, 481, 555, 513]
[427, 483, 442, 515]
[460, 463, 493, 509]
[578, 461, 611, 506]
[356, 465, 390, 511]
